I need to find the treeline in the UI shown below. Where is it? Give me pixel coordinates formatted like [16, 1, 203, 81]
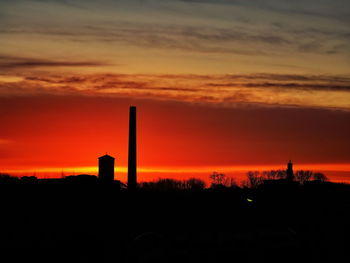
[138, 172, 240, 191]
[243, 170, 328, 188]
[0, 173, 21, 182]
[138, 170, 329, 191]
[139, 178, 206, 191]
[0, 169, 330, 190]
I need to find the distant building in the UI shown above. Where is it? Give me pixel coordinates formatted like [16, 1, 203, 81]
[286, 160, 294, 181]
[263, 160, 298, 190]
[98, 154, 115, 182]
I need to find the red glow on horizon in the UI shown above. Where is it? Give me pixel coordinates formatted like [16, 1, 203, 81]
[3, 163, 350, 184]
[0, 95, 349, 183]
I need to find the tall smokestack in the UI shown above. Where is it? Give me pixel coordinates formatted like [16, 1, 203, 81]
[128, 106, 137, 190]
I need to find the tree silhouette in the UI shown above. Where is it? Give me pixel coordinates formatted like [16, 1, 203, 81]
[262, 170, 277, 180]
[262, 169, 287, 180]
[243, 171, 263, 189]
[183, 178, 206, 190]
[153, 178, 183, 191]
[228, 177, 238, 188]
[313, 172, 328, 182]
[21, 176, 38, 182]
[0, 173, 18, 182]
[139, 178, 206, 191]
[209, 172, 227, 187]
[295, 170, 313, 184]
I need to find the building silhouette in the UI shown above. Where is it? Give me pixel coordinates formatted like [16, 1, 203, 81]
[128, 106, 137, 190]
[98, 154, 115, 182]
[286, 160, 294, 181]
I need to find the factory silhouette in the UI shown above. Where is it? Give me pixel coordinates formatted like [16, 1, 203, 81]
[1, 106, 350, 263]
[98, 106, 297, 191]
[98, 106, 137, 190]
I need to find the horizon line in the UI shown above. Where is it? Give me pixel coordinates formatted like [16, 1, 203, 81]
[2, 163, 350, 175]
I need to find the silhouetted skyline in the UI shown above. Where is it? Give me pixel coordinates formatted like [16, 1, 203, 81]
[0, 0, 349, 183]
[1, 1, 349, 262]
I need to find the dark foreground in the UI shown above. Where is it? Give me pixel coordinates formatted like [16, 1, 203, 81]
[0, 181, 349, 263]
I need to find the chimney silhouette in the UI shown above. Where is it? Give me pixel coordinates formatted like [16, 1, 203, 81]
[128, 106, 137, 190]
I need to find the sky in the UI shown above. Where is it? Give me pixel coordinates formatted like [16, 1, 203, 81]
[0, 0, 350, 183]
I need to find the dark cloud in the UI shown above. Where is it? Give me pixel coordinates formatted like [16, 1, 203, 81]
[4, 0, 350, 22]
[2, 10, 349, 57]
[177, 0, 350, 22]
[3, 21, 348, 56]
[244, 82, 350, 91]
[0, 26, 270, 56]
[25, 75, 94, 84]
[205, 82, 350, 91]
[16, 72, 350, 92]
[1, 0, 349, 63]
[0, 54, 107, 70]
[224, 73, 350, 84]
[222, 73, 350, 91]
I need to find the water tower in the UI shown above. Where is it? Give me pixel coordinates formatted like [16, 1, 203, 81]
[98, 154, 115, 182]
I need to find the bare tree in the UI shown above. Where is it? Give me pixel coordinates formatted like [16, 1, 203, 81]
[262, 170, 277, 180]
[242, 171, 263, 189]
[147, 178, 183, 191]
[183, 178, 206, 190]
[313, 172, 328, 182]
[276, 169, 287, 180]
[209, 172, 227, 187]
[295, 170, 313, 184]
[261, 169, 287, 180]
[228, 177, 238, 188]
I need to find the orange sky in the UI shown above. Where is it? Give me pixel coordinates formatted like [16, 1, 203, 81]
[0, 94, 349, 183]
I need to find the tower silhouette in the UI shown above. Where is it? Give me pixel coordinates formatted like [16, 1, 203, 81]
[286, 160, 294, 181]
[98, 154, 115, 182]
[128, 106, 137, 190]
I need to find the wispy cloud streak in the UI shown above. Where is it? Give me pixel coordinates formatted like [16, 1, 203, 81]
[0, 55, 107, 70]
[1, 72, 349, 110]
[2, 22, 349, 57]
[1, 0, 349, 76]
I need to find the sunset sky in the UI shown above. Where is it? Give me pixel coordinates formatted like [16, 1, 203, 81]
[1, 0, 350, 183]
